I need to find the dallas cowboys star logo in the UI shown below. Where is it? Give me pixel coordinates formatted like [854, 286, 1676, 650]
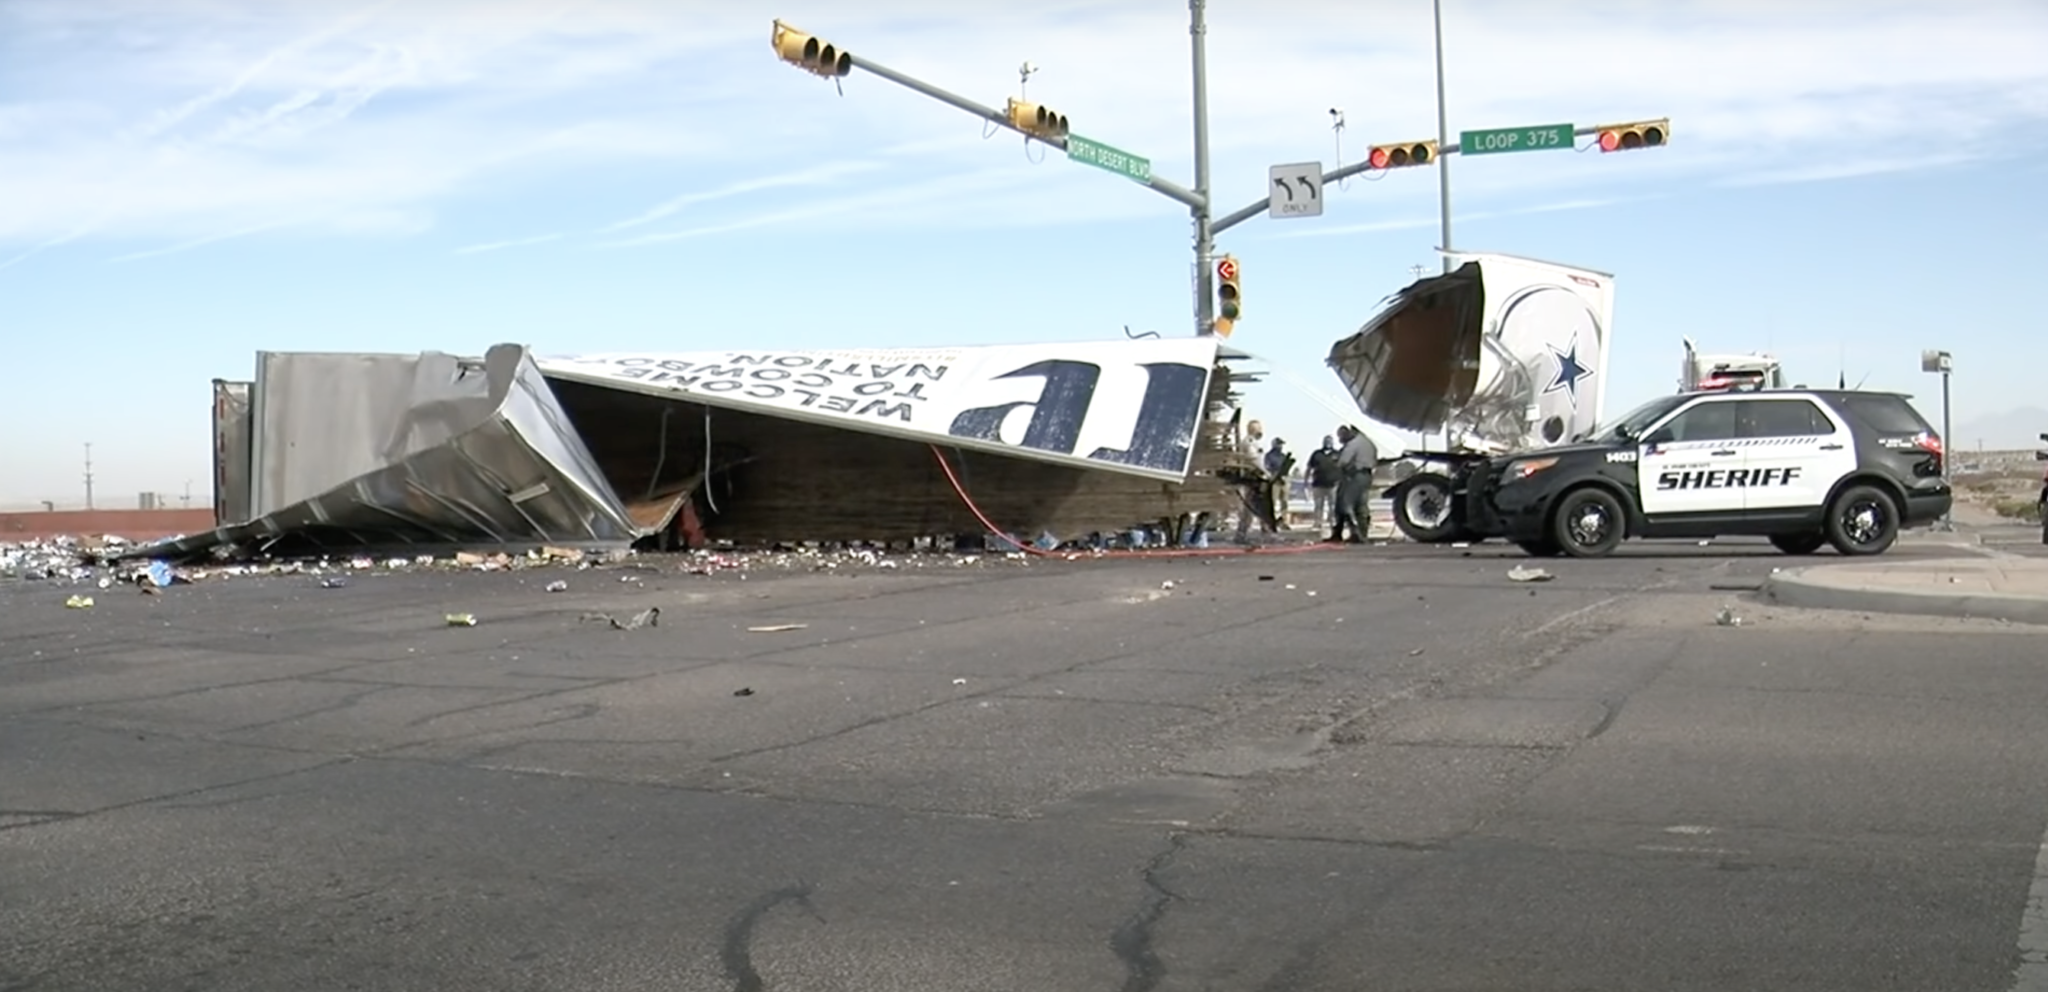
[1543, 341, 1595, 407]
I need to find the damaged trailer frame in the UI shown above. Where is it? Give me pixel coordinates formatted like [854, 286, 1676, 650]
[159, 336, 1257, 562]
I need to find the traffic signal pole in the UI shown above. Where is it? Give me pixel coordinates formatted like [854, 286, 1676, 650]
[842, 54, 1205, 210]
[1189, 0, 1218, 338]
[774, 12, 1217, 336]
[774, 16, 1663, 338]
[1207, 124, 1651, 236]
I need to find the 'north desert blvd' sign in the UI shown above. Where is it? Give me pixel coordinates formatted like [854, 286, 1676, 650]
[537, 337, 1223, 481]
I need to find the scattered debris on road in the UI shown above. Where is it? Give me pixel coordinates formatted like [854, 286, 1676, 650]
[445, 613, 478, 627]
[1715, 607, 1744, 627]
[580, 607, 661, 630]
[746, 623, 808, 633]
[1507, 565, 1554, 583]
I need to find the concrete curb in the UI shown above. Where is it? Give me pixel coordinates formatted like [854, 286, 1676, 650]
[1761, 557, 2048, 626]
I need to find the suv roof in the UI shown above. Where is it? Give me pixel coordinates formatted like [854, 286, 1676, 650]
[1680, 388, 1939, 437]
[1692, 388, 1917, 402]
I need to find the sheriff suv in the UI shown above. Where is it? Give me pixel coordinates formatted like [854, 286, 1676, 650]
[1455, 389, 1952, 558]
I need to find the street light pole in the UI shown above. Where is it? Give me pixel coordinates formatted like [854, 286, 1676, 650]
[1431, 0, 1454, 274]
[1189, 0, 1217, 337]
[1921, 348, 1955, 531]
[1941, 366, 1953, 529]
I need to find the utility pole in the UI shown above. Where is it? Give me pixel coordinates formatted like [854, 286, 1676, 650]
[1189, 0, 1217, 337]
[1431, 0, 1455, 273]
[83, 442, 94, 511]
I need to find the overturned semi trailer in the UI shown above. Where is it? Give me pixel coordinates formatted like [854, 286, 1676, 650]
[147, 337, 1254, 561]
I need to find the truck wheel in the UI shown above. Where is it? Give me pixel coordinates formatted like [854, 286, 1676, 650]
[1551, 487, 1626, 559]
[1768, 532, 1827, 555]
[1824, 484, 1898, 556]
[1392, 473, 1459, 543]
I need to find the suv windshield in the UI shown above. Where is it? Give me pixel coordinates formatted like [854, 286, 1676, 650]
[1587, 394, 1689, 444]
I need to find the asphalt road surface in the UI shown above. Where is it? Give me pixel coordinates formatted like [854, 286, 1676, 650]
[5, 536, 2047, 991]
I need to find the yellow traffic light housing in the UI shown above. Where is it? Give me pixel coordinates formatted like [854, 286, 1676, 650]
[1214, 255, 1241, 336]
[1595, 118, 1669, 153]
[1367, 140, 1438, 170]
[771, 19, 851, 78]
[1005, 98, 1070, 141]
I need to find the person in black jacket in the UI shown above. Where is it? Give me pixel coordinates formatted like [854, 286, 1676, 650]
[1304, 435, 1340, 533]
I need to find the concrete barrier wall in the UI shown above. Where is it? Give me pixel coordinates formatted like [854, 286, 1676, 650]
[0, 509, 216, 542]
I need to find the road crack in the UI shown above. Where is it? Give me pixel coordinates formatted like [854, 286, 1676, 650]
[719, 881, 822, 992]
[1109, 832, 1188, 992]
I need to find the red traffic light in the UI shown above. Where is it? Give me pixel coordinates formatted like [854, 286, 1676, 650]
[1216, 258, 1237, 281]
[1369, 147, 1389, 169]
[1596, 120, 1667, 153]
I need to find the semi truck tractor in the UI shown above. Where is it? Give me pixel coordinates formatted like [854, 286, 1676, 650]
[1325, 251, 1616, 544]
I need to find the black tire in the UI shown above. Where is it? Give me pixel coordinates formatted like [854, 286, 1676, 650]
[1516, 538, 1562, 557]
[1392, 473, 1459, 543]
[1768, 532, 1828, 555]
[1551, 487, 1627, 559]
[1824, 484, 1899, 556]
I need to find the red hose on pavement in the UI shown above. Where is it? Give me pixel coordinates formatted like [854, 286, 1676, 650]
[925, 444, 1341, 559]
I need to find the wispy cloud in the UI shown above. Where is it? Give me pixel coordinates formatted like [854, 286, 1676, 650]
[2, 1, 2046, 262]
[108, 220, 293, 262]
[452, 232, 563, 255]
[1267, 197, 1631, 240]
[594, 161, 886, 234]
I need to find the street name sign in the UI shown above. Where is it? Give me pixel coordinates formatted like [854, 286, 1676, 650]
[1267, 161, 1323, 219]
[1459, 123, 1574, 156]
[1066, 134, 1151, 183]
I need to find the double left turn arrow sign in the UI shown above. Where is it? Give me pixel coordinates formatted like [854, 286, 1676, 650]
[1267, 162, 1324, 220]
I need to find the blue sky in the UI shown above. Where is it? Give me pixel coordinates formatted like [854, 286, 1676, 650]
[6, 0, 2048, 510]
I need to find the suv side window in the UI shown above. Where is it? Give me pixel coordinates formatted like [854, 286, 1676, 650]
[1836, 393, 1937, 436]
[1652, 400, 1739, 443]
[1742, 398, 1837, 438]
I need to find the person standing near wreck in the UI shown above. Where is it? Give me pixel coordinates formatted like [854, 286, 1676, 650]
[1331, 425, 1378, 543]
[1305, 435, 1340, 532]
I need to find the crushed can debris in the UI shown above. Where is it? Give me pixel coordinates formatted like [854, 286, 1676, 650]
[444, 613, 479, 627]
[581, 608, 660, 630]
[1507, 565, 1554, 583]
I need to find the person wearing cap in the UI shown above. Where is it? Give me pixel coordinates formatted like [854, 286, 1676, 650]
[1331, 425, 1379, 543]
[1262, 437, 1296, 529]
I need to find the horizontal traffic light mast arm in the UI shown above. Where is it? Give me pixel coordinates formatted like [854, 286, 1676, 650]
[840, 53, 1205, 211]
[1210, 121, 1660, 236]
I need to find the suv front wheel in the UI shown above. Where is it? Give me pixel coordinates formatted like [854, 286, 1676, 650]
[1824, 484, 1899, 556]
[1552, 487, 1627, 559]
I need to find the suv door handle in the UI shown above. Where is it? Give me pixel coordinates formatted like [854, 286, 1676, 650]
[1711, 449, 1738, 457]
[1819, 443, 1844, 451]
